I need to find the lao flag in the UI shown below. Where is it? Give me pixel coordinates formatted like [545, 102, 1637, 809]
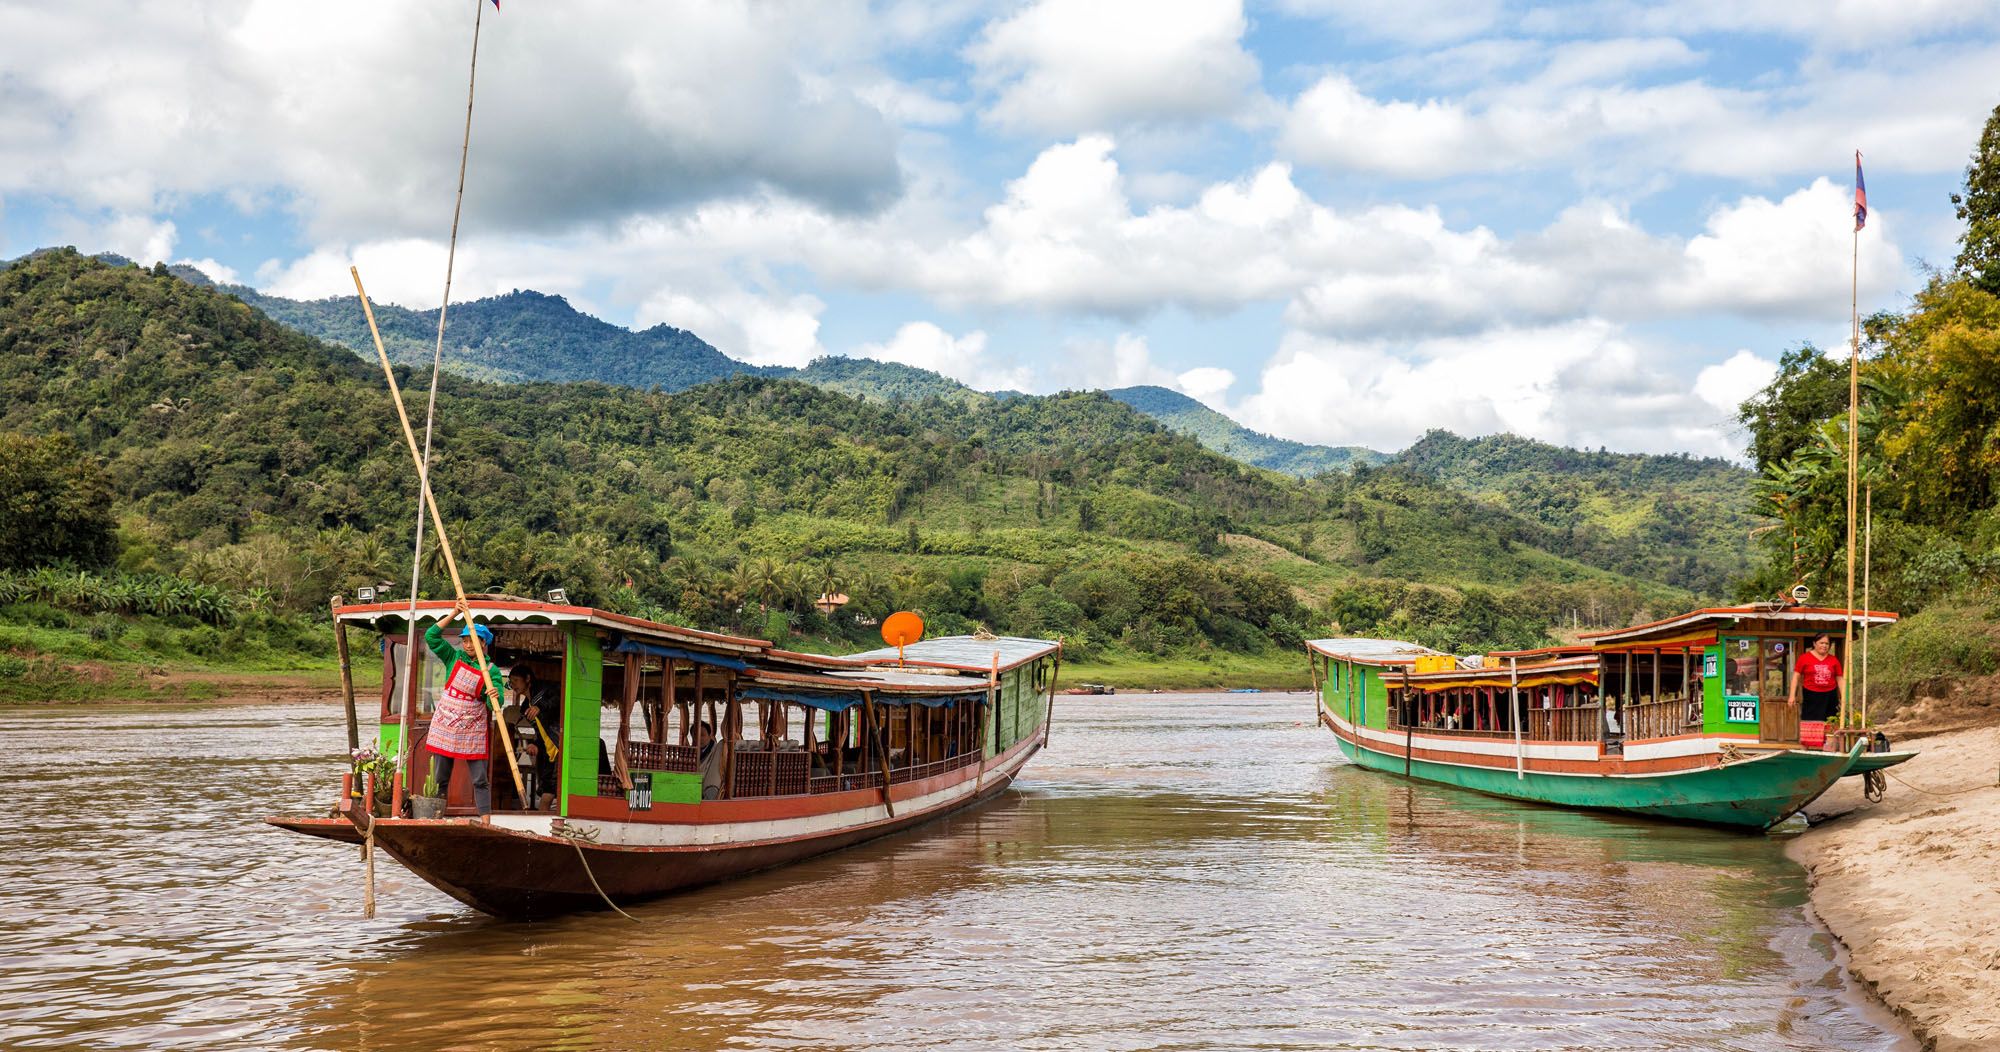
[1854, 151, 1867, 231]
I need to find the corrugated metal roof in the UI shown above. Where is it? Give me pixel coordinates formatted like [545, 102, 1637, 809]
[844, 635, 1059, 672]
[1305, 638, 1445, 665]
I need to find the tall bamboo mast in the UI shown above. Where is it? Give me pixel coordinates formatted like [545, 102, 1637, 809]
[1843, 150, 1861, 730]
[396, 0, 490, 798]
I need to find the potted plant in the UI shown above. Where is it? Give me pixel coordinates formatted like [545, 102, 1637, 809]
[350, 746, 398, 816]
[411, 771, 447, 819]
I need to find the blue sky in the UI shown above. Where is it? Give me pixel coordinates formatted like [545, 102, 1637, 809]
[3, 0, 1995, 457]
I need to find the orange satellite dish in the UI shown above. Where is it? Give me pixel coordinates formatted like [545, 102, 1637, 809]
[881, 611, 924, 660]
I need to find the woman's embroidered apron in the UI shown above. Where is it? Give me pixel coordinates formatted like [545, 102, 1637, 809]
[426, 659, 492, 759]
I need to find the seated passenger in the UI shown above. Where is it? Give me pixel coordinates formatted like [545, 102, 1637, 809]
[696, 721, 723, 800]
[507, 666, 561, 811]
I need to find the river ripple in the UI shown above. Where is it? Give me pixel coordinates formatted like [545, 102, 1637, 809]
[0, 694, 1908, 1050]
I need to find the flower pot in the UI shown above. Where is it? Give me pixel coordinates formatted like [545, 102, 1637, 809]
[411, 795, 447, 820]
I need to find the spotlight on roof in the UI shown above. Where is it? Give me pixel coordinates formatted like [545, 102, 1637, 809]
[355, 586, 377, 603]
[546, 587, 569, 605]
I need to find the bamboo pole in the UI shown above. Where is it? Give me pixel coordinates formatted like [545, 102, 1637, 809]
[864, 691, 895, 816]
[332, 595, 359, 753]
[351, 267, 526, 805]
[1511, 657, 1523, 779]
[1042, 644, 1061, 747]
[1844, 169, 1861, 730]
[1863, 486, 1872, 729]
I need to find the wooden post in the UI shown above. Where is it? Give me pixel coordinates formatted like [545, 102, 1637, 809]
[332, 596, 360, 753]
[351, 267, 525, 805]
[1042, 647, 1061, 747]
[863, 691, 894, 816]
[1510, 657, 1523, 779]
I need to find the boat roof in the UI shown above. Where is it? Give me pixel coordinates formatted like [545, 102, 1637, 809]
[333, 599, 770, 654]
[1401, 652, 1600, 688]
[1488, 644, 1594, 660]
[334, 599, 1059, 676]
[842, 636, 1061, 674]
[1305, 638, 1446, 666]
[738, 665, 990, 699]
[1581, 605, 1899, 646]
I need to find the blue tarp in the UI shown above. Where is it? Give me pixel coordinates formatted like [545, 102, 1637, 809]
[609, 636, 750, 671]
[737, 685, 987, 712]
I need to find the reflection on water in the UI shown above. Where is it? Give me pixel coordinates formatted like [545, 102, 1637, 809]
[0, 695, 1908, 1050]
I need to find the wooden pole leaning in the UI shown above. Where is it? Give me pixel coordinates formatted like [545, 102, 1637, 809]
[332, 595, 360, 753]
[863, 691, 895, 817]
[351, 266, 526, 806]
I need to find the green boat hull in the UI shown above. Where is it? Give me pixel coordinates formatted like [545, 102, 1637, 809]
[1334, 734, 1861, 830]
[1843, 750, 1917, 776]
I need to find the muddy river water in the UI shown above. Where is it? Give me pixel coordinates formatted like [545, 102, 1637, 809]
[0, 693, 1910, 1050]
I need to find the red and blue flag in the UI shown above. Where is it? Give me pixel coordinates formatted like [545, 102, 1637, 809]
[1854, 151, 1867, 231]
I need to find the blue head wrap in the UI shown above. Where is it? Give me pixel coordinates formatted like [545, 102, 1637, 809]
[459, 622, 496, 649]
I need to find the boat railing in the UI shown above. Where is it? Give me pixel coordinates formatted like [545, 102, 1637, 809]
[1527, 705, 1604, 743]
[1621, 696, 1702, 742]
[808, 748, 982, 795]
[624, 741, 701, 773]
[732, 750, 810, 798]
[890, 750, 982, 784]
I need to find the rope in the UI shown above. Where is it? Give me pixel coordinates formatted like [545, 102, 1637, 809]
[1882, 769, 1994, 799]
[559, 827, 638, 922]
[395, 0, 488, 791]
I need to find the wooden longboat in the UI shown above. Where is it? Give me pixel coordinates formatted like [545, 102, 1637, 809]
[1307, 604, 1913, 830]
[269, 600, 1061, 918]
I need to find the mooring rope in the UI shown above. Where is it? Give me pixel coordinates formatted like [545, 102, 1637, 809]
[1881, 768, 1993, 799]
[558, 827, 639, 922]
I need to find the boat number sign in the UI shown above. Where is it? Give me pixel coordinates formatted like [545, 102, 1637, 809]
[1726, 698, 1759, 723]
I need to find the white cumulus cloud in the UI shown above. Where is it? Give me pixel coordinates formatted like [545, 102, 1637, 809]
[968, 0, 1259, 134]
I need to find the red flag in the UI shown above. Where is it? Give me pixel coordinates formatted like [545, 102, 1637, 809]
[1853, 151, 1867, 232]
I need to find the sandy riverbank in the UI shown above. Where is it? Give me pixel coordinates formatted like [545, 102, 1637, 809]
[1793, 720, 2000, 1051]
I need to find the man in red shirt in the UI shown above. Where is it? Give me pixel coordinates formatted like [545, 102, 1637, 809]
[1790, 634, 1844, 722]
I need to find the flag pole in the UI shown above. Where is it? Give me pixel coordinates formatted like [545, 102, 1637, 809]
[1843, 149, 1861, 734]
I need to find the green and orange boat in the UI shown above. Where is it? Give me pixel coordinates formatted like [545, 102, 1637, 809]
[1307, 603, 1913, 830]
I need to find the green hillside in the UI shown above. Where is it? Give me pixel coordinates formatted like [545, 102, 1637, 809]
[1390, 430, 1759, 598]
[785, 356, 997, 406]
[1107, 385, 1386, 477]
[0, 251, 1728, 695]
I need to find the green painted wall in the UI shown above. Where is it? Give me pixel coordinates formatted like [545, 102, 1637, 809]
[1702, 640, 1751, 735]
[560, 628, 603, 812]
[646, 770, 702, 805]
[1318, 661, 1402, 732]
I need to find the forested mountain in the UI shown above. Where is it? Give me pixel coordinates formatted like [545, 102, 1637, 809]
[0, 250, 1711, 660]
[1108, 385, 1386, 477]
[223, 281, 756, 390]
[1389, 431, 1758, 598]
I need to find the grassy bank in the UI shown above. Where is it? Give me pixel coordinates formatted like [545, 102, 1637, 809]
[1865, 590, 2000, 709]
[1059, 648, 1310, 692]
[0, 608, 343, 703]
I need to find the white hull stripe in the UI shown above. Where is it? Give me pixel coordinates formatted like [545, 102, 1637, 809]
[489, 744, 1036, 848]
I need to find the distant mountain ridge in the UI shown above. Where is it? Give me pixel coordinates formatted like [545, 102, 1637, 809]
[220, 281, 757, 390]
[6, 251, 1735, 501]
[1106, 385, 1386, 477]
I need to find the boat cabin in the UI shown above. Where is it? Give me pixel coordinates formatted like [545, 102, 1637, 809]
[1580, 605, 1896, 748]
[334, 599, 1061, 822]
